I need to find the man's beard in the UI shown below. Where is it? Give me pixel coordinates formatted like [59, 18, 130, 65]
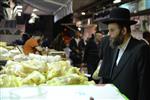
[109, 31, 125, 49]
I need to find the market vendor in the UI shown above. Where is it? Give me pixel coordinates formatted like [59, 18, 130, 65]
[23, 35, 43, 55]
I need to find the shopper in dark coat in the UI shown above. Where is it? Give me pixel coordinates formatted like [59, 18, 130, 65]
[69, 31, 85, 67]
[98, 8, 150, 100]
[83, 34, 100, 79]
[50, 32, 66, 51]
[13, 32, 30, 45]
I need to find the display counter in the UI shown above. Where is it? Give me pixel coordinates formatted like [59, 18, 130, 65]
[1, 84, 127, 100]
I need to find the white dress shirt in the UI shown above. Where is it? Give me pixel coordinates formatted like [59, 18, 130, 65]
[75, 38, 80, 46]
[116, 37, 131, 66]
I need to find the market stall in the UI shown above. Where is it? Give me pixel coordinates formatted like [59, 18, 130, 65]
[0, 0, 136, 100]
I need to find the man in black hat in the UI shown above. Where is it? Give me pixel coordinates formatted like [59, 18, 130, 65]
[98, 8, 150, 99]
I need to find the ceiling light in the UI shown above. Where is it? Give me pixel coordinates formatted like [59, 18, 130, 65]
[31, 13, 39, 18]
[78, 27, 81, 31]
[87, 18, 91, 25]
[28, 13, 39, 24]
[33, 9, 39, 12]
[95, 13, 98, 15]
[13, 5, 23, 13]
[16, 5, 23, 9]
[81, 12, 86, 15]
[113, 0, 121, 4]
[17, 12, 21, 16]
[28, 17, 35, 24]
[16, 9, 23, 12]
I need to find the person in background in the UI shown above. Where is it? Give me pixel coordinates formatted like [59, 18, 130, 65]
[143, 31, 150, 45]
[23, 35, 43, 55]
[90, 32, 103, 83]
[13, 30, 30, 45]
[63, 34, 72, 46]
[83, 30, 101, 80]
[50, 32, 66, 51]
[22, 33, 31, 44]
[95, 32, 103, 46]
[41, 37, 50, 48]
[69, 31, 85, 67]
[98, 8, 150, 100]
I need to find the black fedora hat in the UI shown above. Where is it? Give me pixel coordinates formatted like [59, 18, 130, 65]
[102, 8, 137, 25]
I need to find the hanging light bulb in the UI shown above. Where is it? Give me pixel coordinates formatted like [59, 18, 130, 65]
[28, 12, 39, 24]
[78, 27, 81, 31]
[113, 0, 121, 4]
[33, 8, 39, 12]
[28, 17, 35, 24]
[31, 13, 39, 18]
[81, 12, 86, 15]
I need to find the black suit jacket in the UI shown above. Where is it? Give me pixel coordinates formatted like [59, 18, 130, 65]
[83, 36, 100, 75]
[69, 38, 85, 65]
[69, 38, 85, 53]
[99, 36, 150, 100]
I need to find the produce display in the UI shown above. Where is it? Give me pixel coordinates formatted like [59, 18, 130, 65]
[0, 54, 95, 87]
[0, 46, 21, 60]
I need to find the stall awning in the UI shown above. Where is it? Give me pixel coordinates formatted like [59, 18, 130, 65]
[22, 0, 73, 22]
